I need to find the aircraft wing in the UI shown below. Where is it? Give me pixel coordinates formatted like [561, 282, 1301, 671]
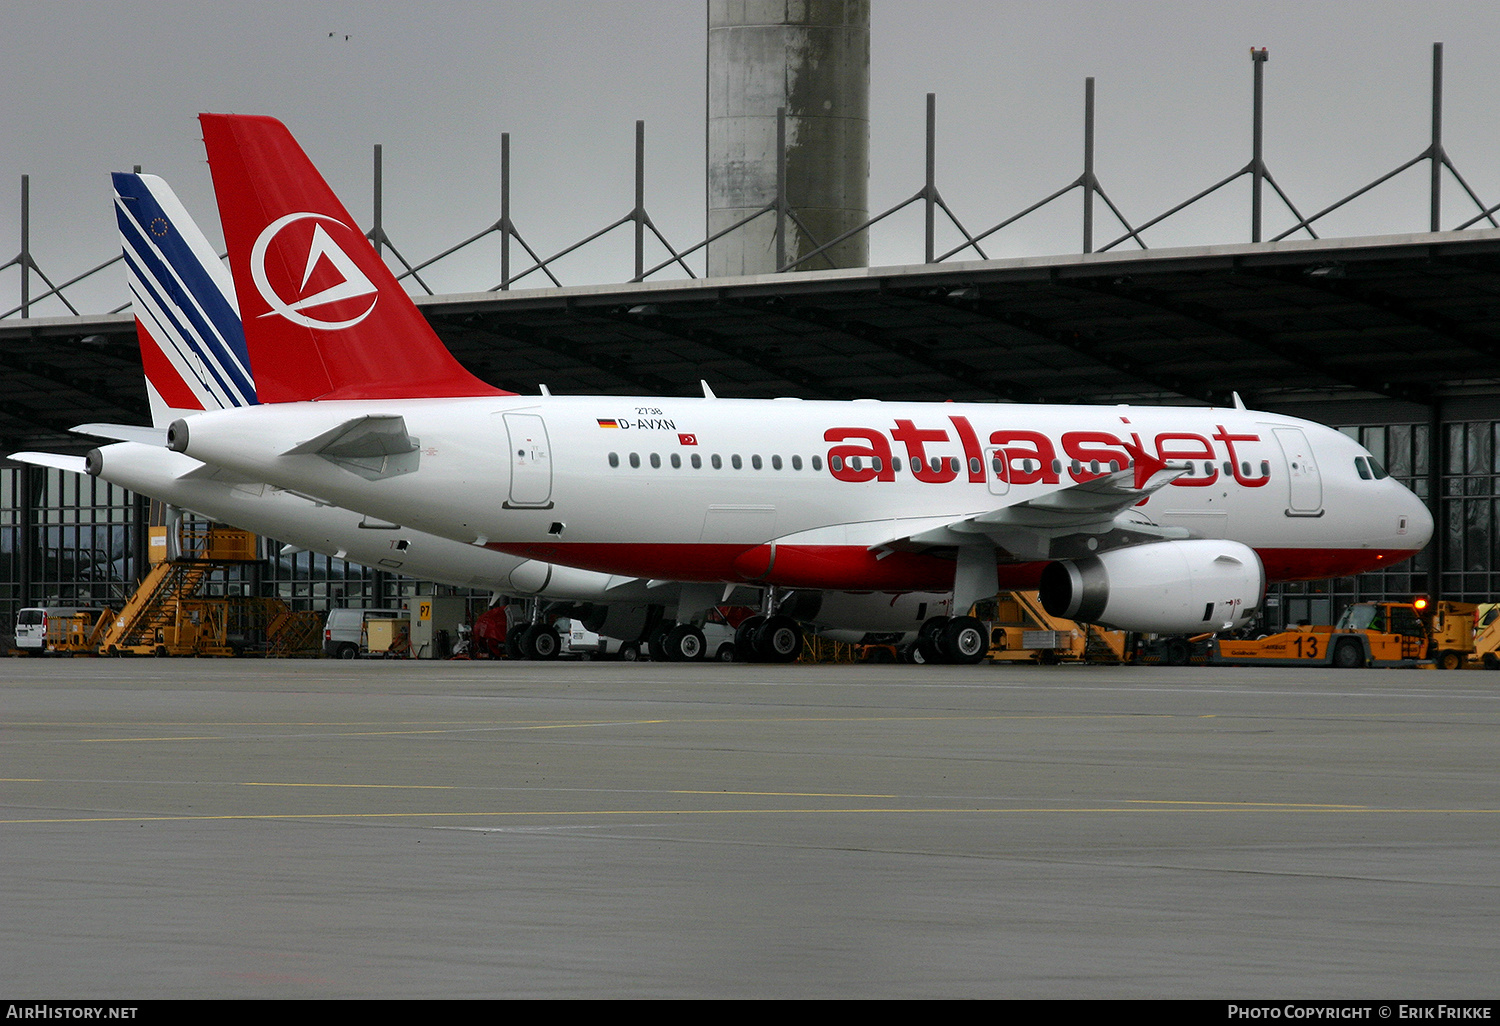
[873, 464, 1190, 561]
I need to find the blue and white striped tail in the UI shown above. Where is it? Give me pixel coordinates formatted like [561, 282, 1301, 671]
[113, 172, 257, 426]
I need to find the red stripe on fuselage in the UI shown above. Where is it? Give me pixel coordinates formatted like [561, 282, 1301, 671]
[487, 541, 1419, 591]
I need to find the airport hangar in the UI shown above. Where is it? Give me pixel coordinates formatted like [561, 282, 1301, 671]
[3, 226, 1500, 633]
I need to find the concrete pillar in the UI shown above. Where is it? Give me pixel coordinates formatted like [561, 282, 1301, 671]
[707, 0, 870, 276]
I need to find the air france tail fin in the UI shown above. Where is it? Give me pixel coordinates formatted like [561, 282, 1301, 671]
[199, 113, 509, 403]
[114, 171, 257, 426]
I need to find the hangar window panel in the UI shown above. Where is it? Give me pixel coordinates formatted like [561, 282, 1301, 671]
[1469, 424, 1493, 478]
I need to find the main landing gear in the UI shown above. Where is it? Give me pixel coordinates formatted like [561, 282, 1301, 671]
[648, 622, 709, 662]
[506, 622, 560, 660]
[732, 613, 804, 663]
[914, 615, 989, 665]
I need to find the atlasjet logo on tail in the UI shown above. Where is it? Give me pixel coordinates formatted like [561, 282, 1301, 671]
[251, 212, 379, 330]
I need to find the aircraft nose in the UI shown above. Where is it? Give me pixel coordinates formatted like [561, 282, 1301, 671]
[1403, 487, 1434, 550]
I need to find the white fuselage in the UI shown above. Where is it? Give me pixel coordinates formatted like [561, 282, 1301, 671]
[72, 442, 948, 636]
[170, 395, 1433, 594]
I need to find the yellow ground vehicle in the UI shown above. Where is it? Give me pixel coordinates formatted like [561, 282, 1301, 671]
[986, 591, 1130, 664]
[1209, 599, 1476, 669]
[1471, 604, 1500, 669]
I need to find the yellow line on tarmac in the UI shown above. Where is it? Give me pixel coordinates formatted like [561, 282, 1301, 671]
[3, 805, 1498, 825]
[69, 719, 671, 742]
[1124, 799, 1372, 809]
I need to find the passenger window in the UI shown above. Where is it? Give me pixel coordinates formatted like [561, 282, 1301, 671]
[812, 456, 823, 471]
[711, 454, 722, 469]
[671, 453, 681, 469]
[608, 452, 619, 468]
[629, 453, 640, 469]
[650, 453, 661, 469]
[732, 455, 742, 469]
[830, 455, 844, 471]
[791, 455, 803, 471]
[772, 455, 783, 470]
[969, 457, 981, 475]
[752, 455, 763, 470]
[691, 454, 702, 469]
[892, 457, 902, 472]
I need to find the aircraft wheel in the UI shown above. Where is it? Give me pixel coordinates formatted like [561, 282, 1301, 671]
[715, 644, 737, 662]
[647, 623, 674, 662]
[734, 615, 766, 662]
[618, 643, 641, 662]
[524, 626, 560, 660]
[903, 644, 927, 665]
[1436, 649, 1464, 671]
[1332, 639, 1364, 669]
[666, 624, 706, 662]
[1163, 638, 1193, 666]
[940, 616, 988, 665]
[916, 616, 948, 664]
[754, 615, 803, 663]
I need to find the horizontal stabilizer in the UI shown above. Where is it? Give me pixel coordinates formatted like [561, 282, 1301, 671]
[9, 451, 88, 474]
[72, 423, 168, 446]
[281, 415, 417, 459]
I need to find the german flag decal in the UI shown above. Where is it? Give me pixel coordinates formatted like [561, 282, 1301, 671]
[597, 419, 619, 428]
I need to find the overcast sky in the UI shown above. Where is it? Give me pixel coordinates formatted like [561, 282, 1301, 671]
[5, 1, 1500, 314]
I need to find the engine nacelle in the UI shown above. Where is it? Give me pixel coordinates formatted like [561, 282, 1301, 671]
[1038, 539, 1265, 634]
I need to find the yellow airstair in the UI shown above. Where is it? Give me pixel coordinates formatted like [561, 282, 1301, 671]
[99, 523, 260, 657]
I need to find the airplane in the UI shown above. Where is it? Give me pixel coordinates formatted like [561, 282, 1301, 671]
[10, 172, 947, 661]
[159, 113, 1433, 664]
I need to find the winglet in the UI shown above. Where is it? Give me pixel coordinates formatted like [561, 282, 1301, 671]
[199, 113, 511, 403]
[1121, 439, 1168, 490]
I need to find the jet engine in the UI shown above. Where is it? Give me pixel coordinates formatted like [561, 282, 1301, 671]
[1038, 538, 1265, 634]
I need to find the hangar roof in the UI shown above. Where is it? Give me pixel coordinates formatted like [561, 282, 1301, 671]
[5, 228, 1500, 455]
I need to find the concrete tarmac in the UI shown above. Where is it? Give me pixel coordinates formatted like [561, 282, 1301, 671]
[1, 658, 1496, 999]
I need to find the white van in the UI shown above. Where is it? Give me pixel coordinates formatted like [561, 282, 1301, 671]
[14, 607, 88, 655]
[322, 607, 407, 659]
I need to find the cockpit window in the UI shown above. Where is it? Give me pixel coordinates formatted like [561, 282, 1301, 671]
[1367, 456, 1389, 480]
[1355, 457, 1372, 480]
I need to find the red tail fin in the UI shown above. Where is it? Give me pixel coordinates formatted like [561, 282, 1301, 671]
[199, 113, 509, 402]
